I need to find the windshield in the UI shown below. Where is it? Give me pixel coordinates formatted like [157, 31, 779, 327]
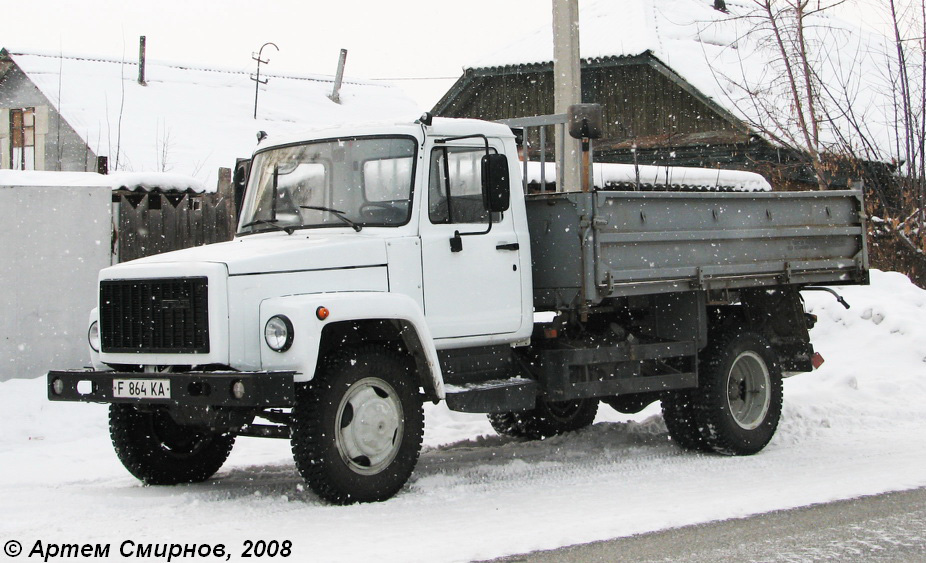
[237, 136, 417, 234]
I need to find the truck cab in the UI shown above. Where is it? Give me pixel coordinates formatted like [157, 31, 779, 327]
[50, 117, 535, 503]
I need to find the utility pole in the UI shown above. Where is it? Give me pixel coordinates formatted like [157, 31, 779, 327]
[552, 0, 582, 192]
[251, 42, 279, 119]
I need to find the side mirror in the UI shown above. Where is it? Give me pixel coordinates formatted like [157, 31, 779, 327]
[233, 158, 251, 218]
[482, 154, 510, 213]
[568, 104, 603, 139]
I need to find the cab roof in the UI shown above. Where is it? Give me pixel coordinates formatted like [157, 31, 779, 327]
[258, 116, 514, 152]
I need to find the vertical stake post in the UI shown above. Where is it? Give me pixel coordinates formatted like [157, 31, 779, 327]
[329, 49, 348, 104]
[138, 36, 147, 86]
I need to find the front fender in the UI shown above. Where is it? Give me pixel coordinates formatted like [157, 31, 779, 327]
[258, 292, 444, 398]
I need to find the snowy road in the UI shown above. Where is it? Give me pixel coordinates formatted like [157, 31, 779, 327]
[2, 270, 925, 562]
[489, 487, 926, 562]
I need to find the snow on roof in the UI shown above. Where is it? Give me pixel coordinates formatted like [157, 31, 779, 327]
[6, 50, 420, 188]
[470, 0, 896, 158]
[523, 161, 771, 192]
[0, 170, 207, 193]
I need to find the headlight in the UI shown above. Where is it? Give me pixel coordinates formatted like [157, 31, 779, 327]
[264, 315, 294, 352]
[88, 321, 101, 352]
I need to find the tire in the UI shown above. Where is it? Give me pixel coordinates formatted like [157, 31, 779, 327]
[290, 345, 424, 504]
[694, 331, 783, 455]
[488, 397, 598, 440]
[661, 390, 712, 452]
[109, 404, 235, 485]
[603, 393, 658, 414]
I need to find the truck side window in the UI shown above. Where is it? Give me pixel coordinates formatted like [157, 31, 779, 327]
[429, 146, 498, 224]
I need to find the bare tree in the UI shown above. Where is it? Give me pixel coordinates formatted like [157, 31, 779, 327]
[700, 0, 926, 282]
[886, 0, 926, 227]
[703, 0, 847, 189]
[758, 0, 831, 188]
[830, 0, 926, 249]
[816, 0, 926, 277]
[155, 120, 174, 173]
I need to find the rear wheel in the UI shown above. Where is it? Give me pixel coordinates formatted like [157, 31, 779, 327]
[290, 345, 423, 504]
[488, 397, 598, 439]
[109, 405, 235, 485]
[661, 390, 711, 452]
[693, 331, 782, 455]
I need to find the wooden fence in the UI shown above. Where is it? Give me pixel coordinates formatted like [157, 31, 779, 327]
[115, 190, 236, 263]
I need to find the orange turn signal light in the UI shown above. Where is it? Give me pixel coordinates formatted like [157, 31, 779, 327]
[316, 306, 330, 321]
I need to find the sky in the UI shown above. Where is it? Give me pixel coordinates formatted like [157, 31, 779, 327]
[0, 0, 909, 109]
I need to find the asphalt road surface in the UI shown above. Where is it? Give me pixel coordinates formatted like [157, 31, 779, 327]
[487, 487, 926, 562]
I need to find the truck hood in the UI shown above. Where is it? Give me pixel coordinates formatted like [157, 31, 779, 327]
[124, 232, 388, 275]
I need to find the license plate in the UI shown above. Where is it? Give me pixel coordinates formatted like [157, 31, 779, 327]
[113, 379, 171, 400]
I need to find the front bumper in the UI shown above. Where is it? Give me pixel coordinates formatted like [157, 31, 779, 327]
[47, 370, 296, 407]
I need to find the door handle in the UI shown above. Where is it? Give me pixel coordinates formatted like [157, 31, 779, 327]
[496, 243, 520, 251]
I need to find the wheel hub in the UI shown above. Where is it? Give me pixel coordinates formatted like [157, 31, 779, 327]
[726, 351, 771, 430]
[336, 378, 404, 475]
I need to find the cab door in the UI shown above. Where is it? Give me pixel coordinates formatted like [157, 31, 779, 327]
[419, 142, 523, 339]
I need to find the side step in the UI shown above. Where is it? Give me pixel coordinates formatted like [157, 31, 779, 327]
[444, 378, 538, 414]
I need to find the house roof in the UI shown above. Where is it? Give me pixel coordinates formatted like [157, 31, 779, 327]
[463, 0, 896, 159]
[1, 49, 420, 188]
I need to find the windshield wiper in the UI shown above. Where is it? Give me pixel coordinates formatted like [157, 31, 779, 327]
[239, 219, 295, 235]
[299, 206, 362, 232]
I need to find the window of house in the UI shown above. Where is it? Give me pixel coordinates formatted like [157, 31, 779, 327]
[429, 146, 498, 224]
[10, 108, 36, 171]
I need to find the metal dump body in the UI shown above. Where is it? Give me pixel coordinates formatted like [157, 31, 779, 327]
[527, 190, 868, 310]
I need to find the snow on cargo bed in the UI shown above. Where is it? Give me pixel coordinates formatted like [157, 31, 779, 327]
[1, 270, 924, 562]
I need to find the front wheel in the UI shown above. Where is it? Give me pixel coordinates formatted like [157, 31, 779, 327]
[694, 331, 783, 455]
[290, 346, 424, 504]
[109, 405, 235, 485]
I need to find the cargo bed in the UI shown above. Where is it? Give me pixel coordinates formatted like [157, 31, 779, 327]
[527, 190, 868, 309]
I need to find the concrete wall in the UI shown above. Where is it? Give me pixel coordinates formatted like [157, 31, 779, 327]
[0, 67, 98, 172]
[0, 185, 111, 380]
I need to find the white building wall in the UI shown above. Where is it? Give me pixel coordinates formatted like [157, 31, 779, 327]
[0, 185, 111, 380]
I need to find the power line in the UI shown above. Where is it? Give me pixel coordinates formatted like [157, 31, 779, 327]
[368, 76, 458, 81]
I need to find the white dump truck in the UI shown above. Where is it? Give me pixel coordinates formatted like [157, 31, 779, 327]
[48, 109, 868, 504]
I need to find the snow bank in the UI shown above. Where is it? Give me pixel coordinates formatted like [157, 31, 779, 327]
[1, 271, 924, 562]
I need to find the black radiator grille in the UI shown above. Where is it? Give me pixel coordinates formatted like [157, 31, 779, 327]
[100, 277, 210, 353]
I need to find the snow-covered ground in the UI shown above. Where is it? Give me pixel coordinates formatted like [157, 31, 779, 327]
[2, 270, 925, 562]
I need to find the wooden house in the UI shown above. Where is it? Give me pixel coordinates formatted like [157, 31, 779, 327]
[433, 0, 893, 191]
